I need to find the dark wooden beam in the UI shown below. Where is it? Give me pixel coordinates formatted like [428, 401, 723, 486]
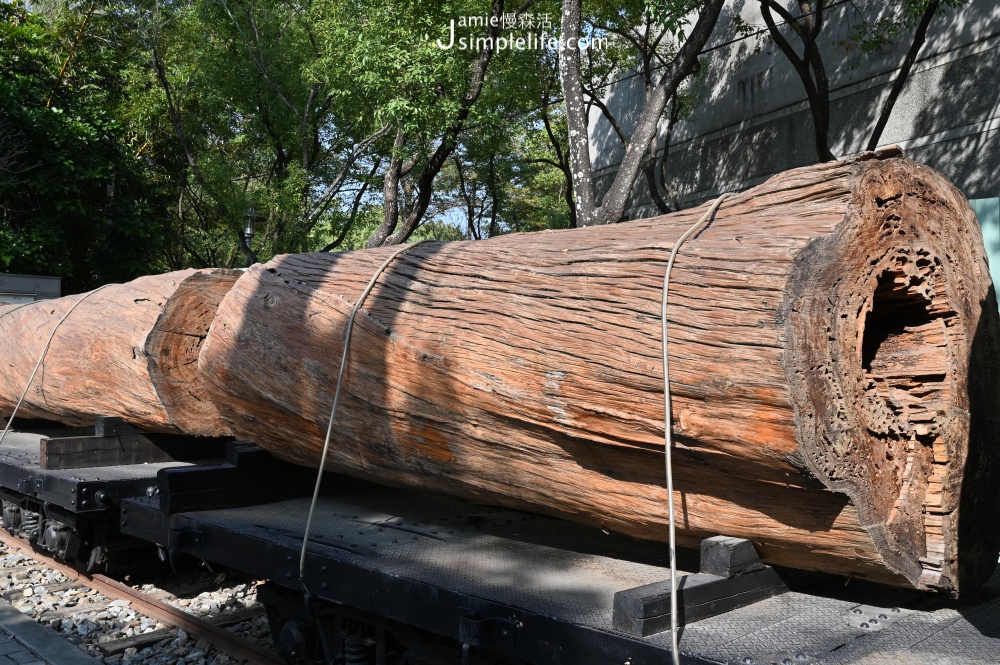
[39, 434, 228, 470]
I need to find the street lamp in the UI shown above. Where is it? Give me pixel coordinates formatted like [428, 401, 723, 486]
[243, 206, 263, 267]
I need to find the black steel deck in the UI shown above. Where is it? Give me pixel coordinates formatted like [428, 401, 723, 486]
[0, 429, 200, 514]
[121, 478, 1000, 664]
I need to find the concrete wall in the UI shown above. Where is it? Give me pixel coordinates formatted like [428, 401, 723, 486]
[0, 274, 61, 304]
[590, 0, 1000, 215]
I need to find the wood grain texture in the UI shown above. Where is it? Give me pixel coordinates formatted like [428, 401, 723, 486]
[144, 270, 242, 436]
[0, 269, 240, 436]
[196, 152, 1000, 592]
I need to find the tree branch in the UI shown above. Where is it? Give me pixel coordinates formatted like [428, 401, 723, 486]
[321, 156, 381, 252]
[582, 84, 627, 145]
[526, 157, 566, 169]
[379, 0, 506, 246]
[540, 95, 576, 228]
[592, 0, 725, 224]
[47, 3, 96, 109]
[641, 118, 671, 215]
[866, 0, 940, 151]
[760, 0, 807, 71]
[759, 0, 836, 161]
[304, 123, 391, 221]
[220, 0, 301, 118]
[367, 127, 407, 247]
[454, 154, 480, 240]
[149, 35, 210, 193]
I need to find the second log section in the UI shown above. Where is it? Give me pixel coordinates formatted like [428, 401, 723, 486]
[197, 152, 997, 593]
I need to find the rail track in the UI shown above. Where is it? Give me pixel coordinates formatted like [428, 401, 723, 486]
[0, 529, 283, 665]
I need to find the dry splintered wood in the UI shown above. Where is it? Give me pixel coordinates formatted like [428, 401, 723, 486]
[197, 152, 997, 593]
[0, 269, 240, 436]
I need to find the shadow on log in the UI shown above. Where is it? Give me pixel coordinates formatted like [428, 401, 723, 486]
[198, 151, 1000, 593]
[5, 152, 991, 593]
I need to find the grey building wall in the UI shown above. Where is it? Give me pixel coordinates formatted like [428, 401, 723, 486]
[591, 0, 1000, 210]
[589, 0, 1000, 291]
[0, 274, 61, 304]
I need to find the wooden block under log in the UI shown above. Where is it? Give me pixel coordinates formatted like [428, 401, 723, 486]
[39, 434, 230, 470]
[612, 569, 788, 636]
[700, 536, 765, 578]
[95, 416, 144, 438]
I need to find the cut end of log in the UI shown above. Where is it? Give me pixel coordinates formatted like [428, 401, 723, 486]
[146, 269, 242, 438]
[785, 156, 1000, 594]
[0, 269, 240, 437]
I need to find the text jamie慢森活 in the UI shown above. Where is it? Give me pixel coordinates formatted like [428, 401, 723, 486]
[436, 14, 607, 51]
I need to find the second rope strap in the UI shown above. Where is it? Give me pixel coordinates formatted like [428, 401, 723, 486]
[661, 192, 732, 665]
[299, 240, 430, 588]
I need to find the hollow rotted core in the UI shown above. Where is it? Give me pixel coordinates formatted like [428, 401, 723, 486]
[859, 261, 954, 586]
[783, 156, 1000, 593]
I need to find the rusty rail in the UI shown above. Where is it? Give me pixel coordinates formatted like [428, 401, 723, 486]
[0, 530, 284, 665]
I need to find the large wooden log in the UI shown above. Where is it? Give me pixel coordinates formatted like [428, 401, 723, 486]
[198, 152, 1000, 593]
[0, 269, 240, 436]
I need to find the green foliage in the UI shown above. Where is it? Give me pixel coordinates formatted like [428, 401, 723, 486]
[0, 1, 168, 292]
[440, 118, 572, 239]
[502, 113, 575, 233]
[314, 203, 383, 250]
[840, 0, 969, 54]
[314, 0, 475, 134]
[411, 220, 466, 243]
[117, 0, 360, 264]
[2, 0, 700, 280]
[309, 0, 578, 242]
[640, 0, 703, 39]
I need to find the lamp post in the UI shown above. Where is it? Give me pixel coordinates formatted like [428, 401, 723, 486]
[243, 206, 263, 267]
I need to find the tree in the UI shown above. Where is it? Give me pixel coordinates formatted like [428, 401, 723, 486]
[122, 0, 553, 256]
[118, 0, 391, 267]
[578, 2, 708, 215]
[534, 64, 579, 227]
[441, 17, 576, 239]
[558, 0, 726, 226]
[758, 0, 970, 162]
[758, 0, 835, 162]
[845, 0, 969, 151]
[446, 113, 575, 239]
[501, 117, 579, 233]
[324, 0, 510, 247]
[0, 1, 168, 293]
[8, 0, 707, 277]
